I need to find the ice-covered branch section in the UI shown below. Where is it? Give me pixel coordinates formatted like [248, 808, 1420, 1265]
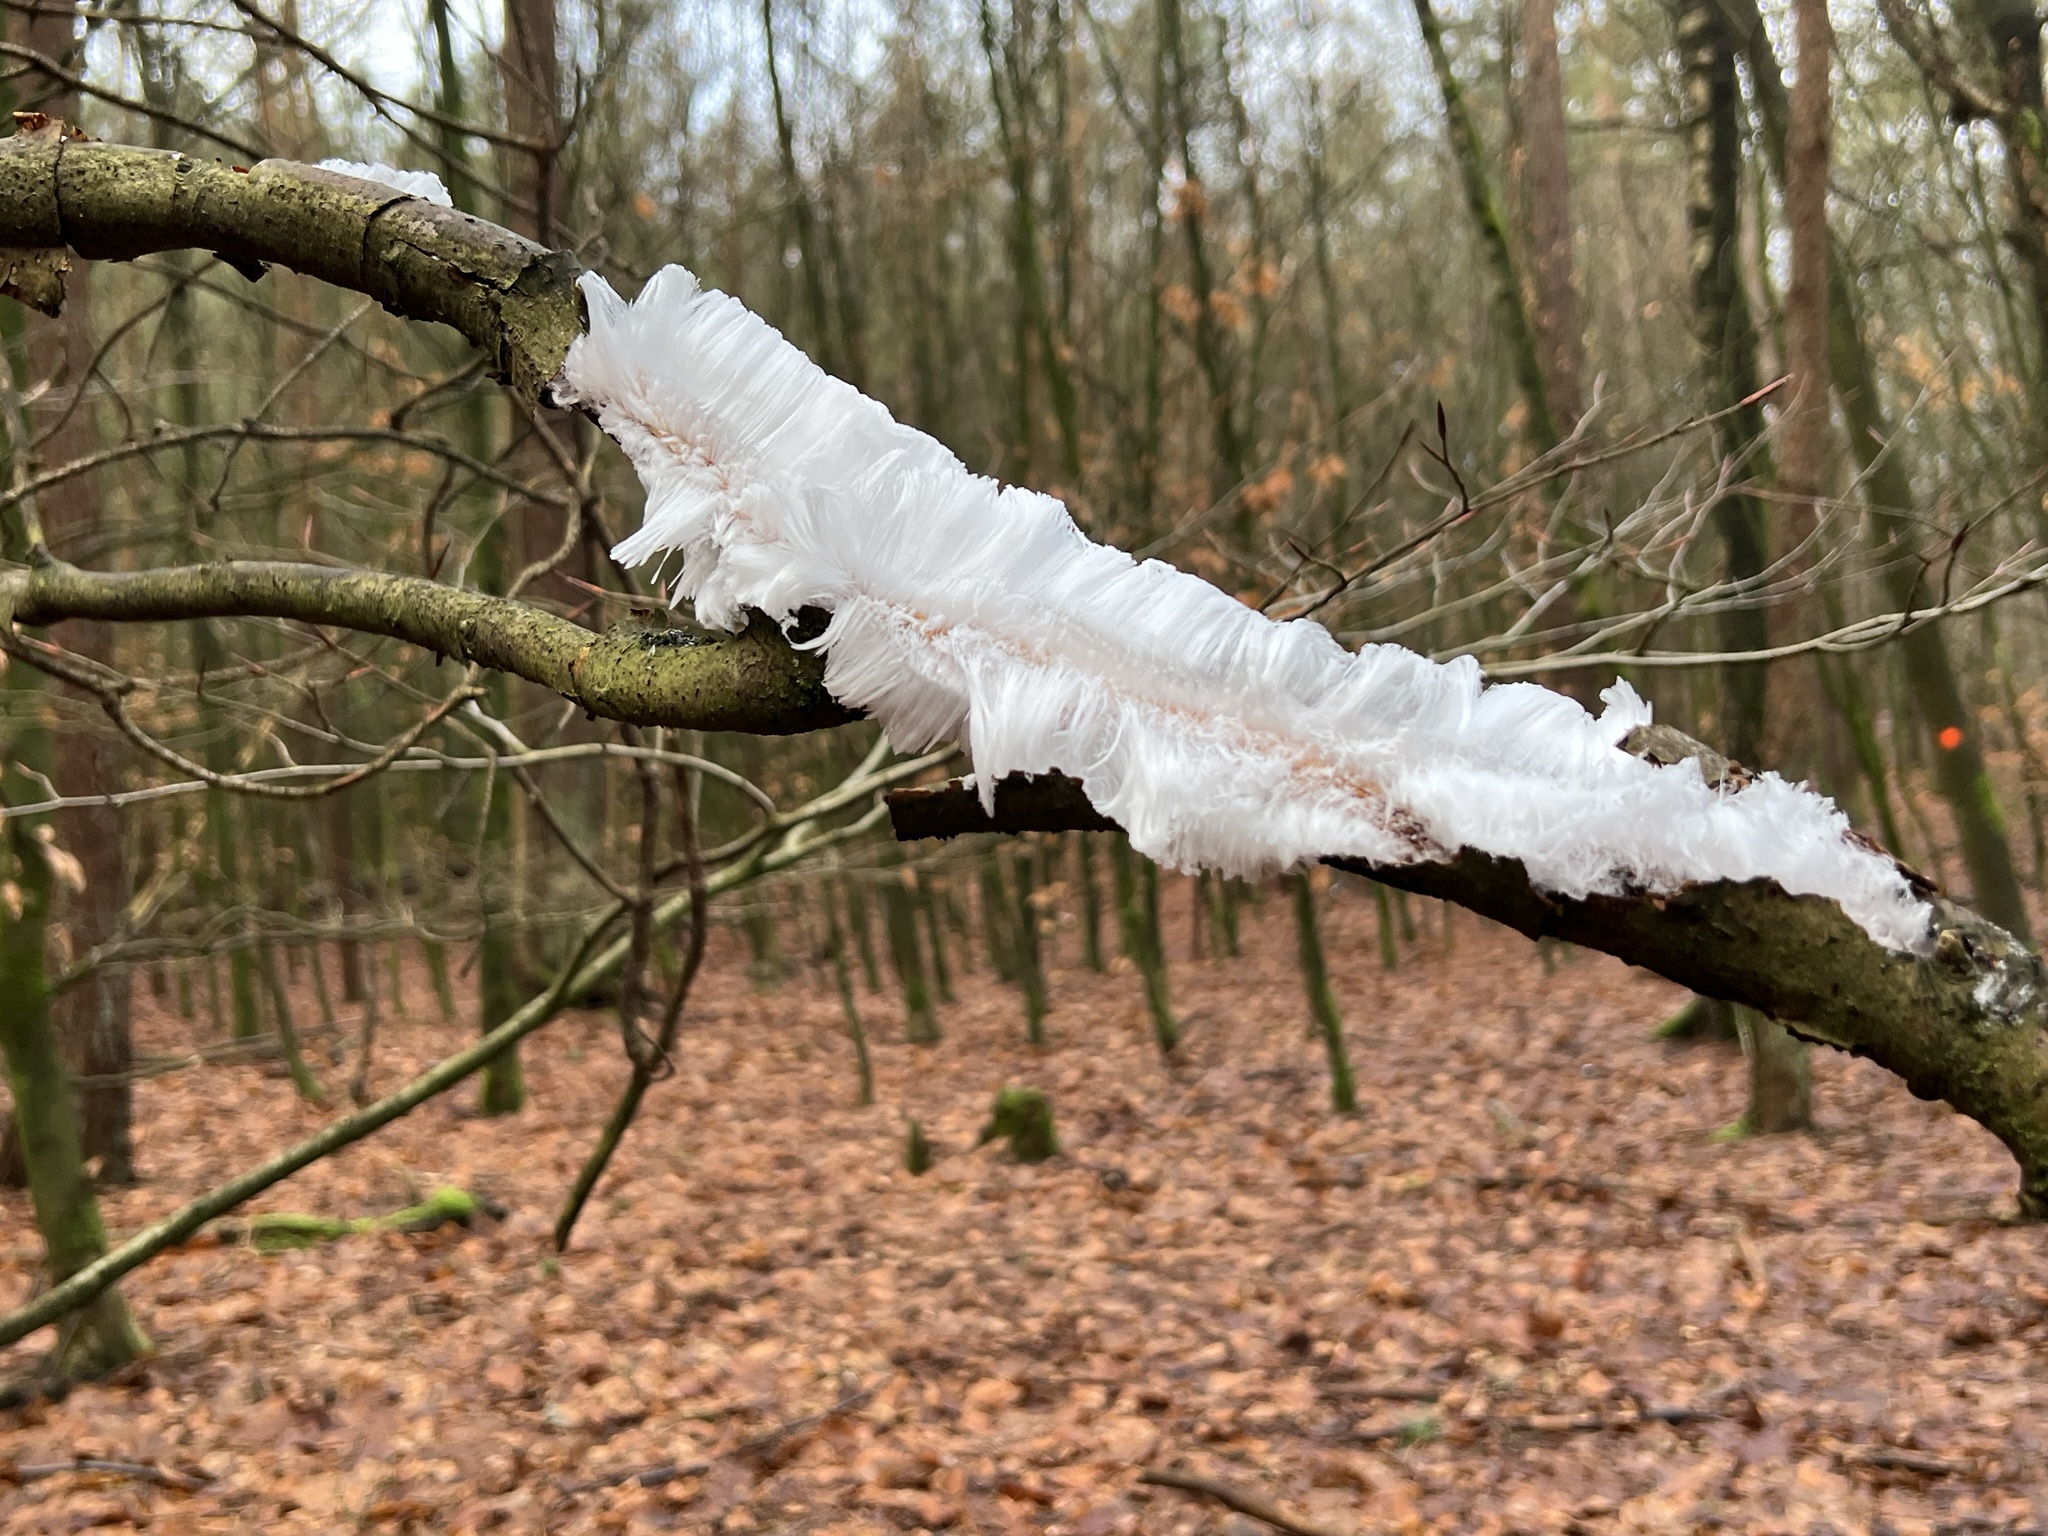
[554, 266, 1932, 953]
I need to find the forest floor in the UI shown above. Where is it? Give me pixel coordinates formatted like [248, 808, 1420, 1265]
[2, 877, 2044, 1535]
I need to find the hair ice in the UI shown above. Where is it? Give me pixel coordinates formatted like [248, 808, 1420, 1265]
[552, 265, 1932, 954]
[315, 159, 454, 208]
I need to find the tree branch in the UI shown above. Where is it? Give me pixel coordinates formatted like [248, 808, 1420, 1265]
[890, 771, 2048, 1217]
[1, 559, 855, 735]
[0, 123, 578, 400]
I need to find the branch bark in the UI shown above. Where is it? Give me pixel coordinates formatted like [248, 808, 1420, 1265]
[0, 126, 578, 400]
[1, 559, 852, 735]
[891, 770, 2048, 1217]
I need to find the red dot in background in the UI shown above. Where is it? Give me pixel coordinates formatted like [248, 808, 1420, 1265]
[1938, 726, 1965, 751]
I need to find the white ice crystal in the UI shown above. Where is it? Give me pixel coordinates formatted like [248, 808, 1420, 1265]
[554, 265, 1933, 953]
[315, 159, 454, 208]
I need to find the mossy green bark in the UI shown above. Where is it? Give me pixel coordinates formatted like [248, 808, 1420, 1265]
[883, 867, 939, 1045]
[1110, 836, 1177, 1054]
[0, 819, 150, 1375]
[904, 1118, 933, 1175]
[246, 1185, 481, 1251]
[0, 138, 581, 401]
[5, 562, 851, 737]
[1289, 873, 1356, 1113]
[978, 1087, 1059, 1162]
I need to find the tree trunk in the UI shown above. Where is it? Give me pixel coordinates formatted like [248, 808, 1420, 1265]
[1781, 0, 1833, 509]
[1770, 0, 1834, 784]
[0, 165, 140, 1303]
[978, 848, 1017, 983]
[18, 8, 137, 1183]
[1977, 0, 2048, 427]
[1008, 845, 1049, 1043]
[1521, 0, 1583, 432]
[761, 0, 837, 377]
[1412, 0, 1560, 456]
[1075, 834, 1105, 972]
[474, 764, 527, 1114]
[1678, 0, 1809, 1121]
[1727, 0, 2034, 941]
[1157, 0, 1250, 533]
[978, 0, 1082, 487]
[0, 813, 150, 1376]
[884, 865, 939, 1044]
[1678, 0, 1771, 765]
[502, 0, 559, 243]
[826, 900, 873, 1107]
[921, 874, 955, 1004]
[1734, 1009, 1814, 1134]
[1111, 836, 1177, 1054]
[845, 874, 882, 991]
[1290, 872, 1356, 1112]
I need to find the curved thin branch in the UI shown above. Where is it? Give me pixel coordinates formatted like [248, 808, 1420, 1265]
[1, 628, 486, 799]
[0, 47, 268, 160]
[3, 558, 856, 735]
[224, 0, 550, 154]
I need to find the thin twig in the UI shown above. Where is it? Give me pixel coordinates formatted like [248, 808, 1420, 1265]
[553, 738, 710, 1250]
[1141, 1467, 1346, 1536]
[2, 1457, 210, 1492]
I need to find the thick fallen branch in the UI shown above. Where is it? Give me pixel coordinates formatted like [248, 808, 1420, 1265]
[890, 772, 2048, 1217]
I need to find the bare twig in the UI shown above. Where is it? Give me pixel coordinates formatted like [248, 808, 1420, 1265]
[1, 1457, 210, 1492]
[1830, 1441, 1975, 1477]
[553, 733, 711, 1250]
[1141, 1466, 1346, 1536]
